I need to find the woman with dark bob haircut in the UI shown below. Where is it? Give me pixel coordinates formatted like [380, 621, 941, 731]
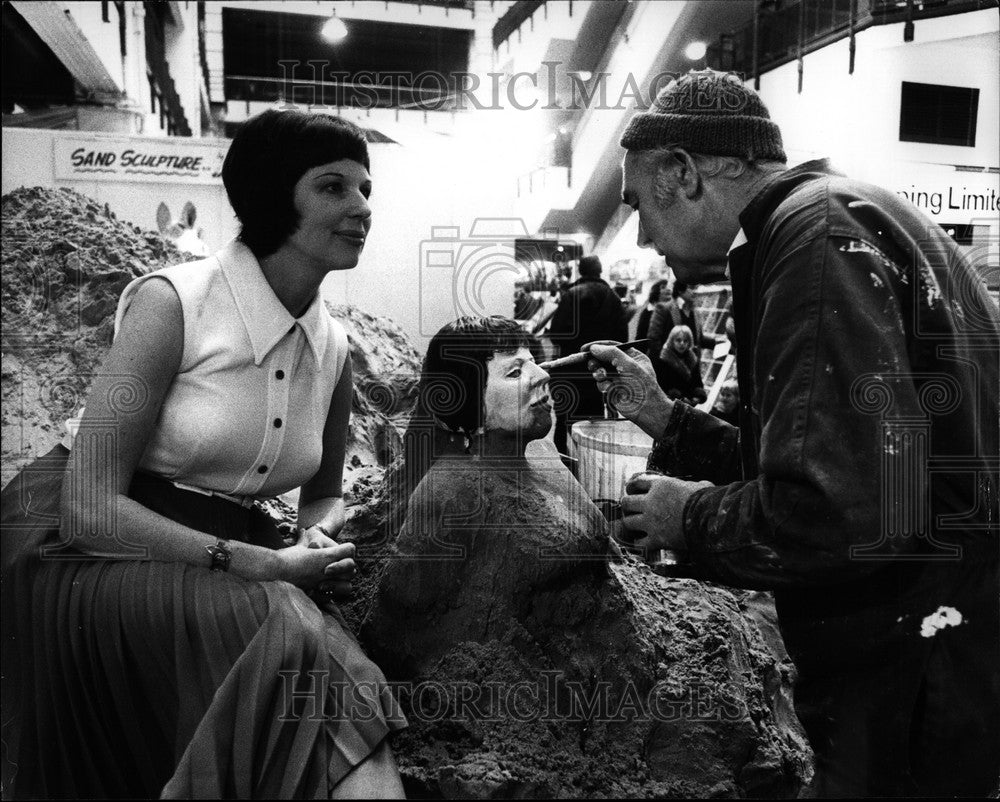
[1, 109, 406, 798]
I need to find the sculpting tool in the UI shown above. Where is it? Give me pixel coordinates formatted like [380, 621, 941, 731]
[538, 339, 652, 371]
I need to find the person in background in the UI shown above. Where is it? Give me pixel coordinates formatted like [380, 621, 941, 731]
[647, 280, 718, 362]
[513, 282, 543, 321]
[655, 324, 707, 406]
[546, 255, 628, 457]
[614, 282, 638, 324]
[710, 379, 740, 426]
[588, 69, 999, 797]
[635, 279, 666, 343]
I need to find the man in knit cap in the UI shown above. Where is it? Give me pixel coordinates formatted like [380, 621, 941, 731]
[588, 70, 999, 797]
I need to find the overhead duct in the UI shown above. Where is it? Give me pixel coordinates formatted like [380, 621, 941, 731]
[10, 0, 122, 105]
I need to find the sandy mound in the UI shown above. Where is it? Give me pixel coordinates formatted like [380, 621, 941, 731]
[352, 459, 812, 798]
[1, 186, 185, 484]
[328, 302, 421, 500]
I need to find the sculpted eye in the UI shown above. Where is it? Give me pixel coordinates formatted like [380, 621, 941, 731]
[507, 368, 522, 378]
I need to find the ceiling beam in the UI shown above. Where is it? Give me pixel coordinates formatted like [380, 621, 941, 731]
[10, 0, 122, 104]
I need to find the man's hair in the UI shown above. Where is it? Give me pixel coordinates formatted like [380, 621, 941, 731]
[641, 146, 785, 183]
[671, 281, 688, 299]
[222, 109, 370, 258]
[647, 279, 667, 305]
[578, 255, 602, 277]
[419, 316, 541, 435]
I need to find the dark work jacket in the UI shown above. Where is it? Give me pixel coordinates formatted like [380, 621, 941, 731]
[647, 160, 999, 793]
[547, 276, 628, 357]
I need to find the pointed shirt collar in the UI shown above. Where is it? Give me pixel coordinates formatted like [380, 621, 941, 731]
[724, 159, 838, 279]
[724, 228, 748, 278]
[216, 239, 328, 366]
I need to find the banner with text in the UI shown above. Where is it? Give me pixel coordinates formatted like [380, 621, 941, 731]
[54, 135, 228, 185]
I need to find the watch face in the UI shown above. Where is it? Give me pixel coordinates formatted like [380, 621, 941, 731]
[207, 541, 232, 572]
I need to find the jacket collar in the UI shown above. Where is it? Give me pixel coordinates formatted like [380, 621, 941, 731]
[216, 239, 328, 366]
[738, 158, 843, 244]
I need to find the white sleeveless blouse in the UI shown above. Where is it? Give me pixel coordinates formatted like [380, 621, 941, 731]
[110, 240, 349, 498]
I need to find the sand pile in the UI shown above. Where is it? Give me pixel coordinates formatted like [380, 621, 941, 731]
[352, 460, 812, 798]
[380, 574, 811, 798]
[1, 186, 185, 482]
[327, 302, 421, 500]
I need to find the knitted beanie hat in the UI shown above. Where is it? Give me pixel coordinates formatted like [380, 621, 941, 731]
[620, 69, 786, 162]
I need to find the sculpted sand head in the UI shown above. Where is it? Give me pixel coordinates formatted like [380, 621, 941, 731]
[482, 345, 551, 441]
[419, 316, 549, 448]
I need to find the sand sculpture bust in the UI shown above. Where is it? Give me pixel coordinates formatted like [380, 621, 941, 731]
[362, 316, 810, 797]
[367, 317, 609, 673]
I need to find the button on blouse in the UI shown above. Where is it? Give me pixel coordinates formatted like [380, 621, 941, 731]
[111, 240, 349, 498]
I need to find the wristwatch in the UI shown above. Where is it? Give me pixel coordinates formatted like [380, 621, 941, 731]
[205, 539, 233, 572]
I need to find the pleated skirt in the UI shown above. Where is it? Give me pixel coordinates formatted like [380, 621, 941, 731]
[1, 446, 406, 799]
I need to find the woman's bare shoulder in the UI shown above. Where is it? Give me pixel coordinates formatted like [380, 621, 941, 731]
[110, 276, 184, 376]
[123, 275, 182, 318]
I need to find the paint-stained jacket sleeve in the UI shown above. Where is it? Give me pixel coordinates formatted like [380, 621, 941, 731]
[650, 205, 930, 590]
[646, 402, 741, 486]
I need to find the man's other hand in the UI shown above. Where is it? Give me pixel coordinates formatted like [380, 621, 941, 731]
[620, 472, 712, 553]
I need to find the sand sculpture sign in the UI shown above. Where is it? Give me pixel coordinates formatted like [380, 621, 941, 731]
[54, 134, 227, 185]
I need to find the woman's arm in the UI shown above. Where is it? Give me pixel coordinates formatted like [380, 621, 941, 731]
[298, 352, 353, 540]
[297, 353, 356, 599]
[60, 279, 344, 587]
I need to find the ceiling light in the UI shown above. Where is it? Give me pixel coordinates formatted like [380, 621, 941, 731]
[685, 41, 707, 61]
[575, 70, 592, 82]
[322, 14, 348, 43]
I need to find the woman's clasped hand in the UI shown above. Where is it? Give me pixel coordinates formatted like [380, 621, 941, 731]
[276, 538, 356, 589]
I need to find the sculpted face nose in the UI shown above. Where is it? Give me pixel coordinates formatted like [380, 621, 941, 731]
[528, 361, 549, 387]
